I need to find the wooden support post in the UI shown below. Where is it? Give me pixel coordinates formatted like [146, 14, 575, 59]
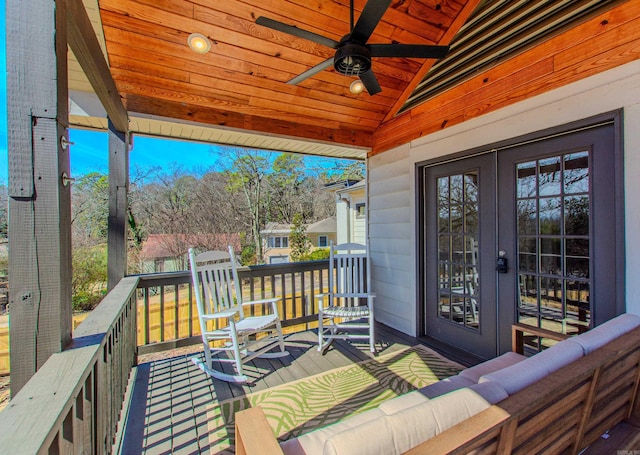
[107, 122, 129, 290]
[6, 0, 72, 394]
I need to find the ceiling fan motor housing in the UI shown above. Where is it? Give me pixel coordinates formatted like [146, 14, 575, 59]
[334, 42, 371, 76]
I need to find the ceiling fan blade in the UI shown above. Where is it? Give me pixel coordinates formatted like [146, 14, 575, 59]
[287, 58, 334, 85]
[256, 17, 339, 49]
[351, 0, 393, 43]
[360, 70, 382, 95]
[369, 44, 450, 59]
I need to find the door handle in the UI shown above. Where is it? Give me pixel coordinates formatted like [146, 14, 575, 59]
[496, 250, 508, 274]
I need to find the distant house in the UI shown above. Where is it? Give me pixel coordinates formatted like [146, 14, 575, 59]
[260, 217, 337, 264]
[328, 180, 367, 245]
[139, 233, 241, 273]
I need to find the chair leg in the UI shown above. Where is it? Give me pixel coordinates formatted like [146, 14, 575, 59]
[276, 319, 286, 353]
[318, 311, 324, 352]
[202, 336, 213, 367]
[230, 325, 244, 378]
[369, 312, 376, 353]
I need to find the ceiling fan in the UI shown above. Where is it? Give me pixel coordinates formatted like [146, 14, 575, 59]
[256, 0, 449, 95]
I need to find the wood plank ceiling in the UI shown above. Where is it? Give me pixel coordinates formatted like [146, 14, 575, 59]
[96, 0, 478, 152]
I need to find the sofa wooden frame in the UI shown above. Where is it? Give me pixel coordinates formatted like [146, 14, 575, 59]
[235, 324, 640, 455]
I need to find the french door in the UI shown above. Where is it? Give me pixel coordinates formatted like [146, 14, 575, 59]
[420, 117, 622, 359]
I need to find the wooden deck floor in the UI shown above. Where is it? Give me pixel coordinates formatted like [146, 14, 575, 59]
[119, 324, 640, 455]
[120, 323, 432, 454]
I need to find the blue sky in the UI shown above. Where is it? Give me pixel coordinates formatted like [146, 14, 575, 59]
[0, 4, 352, 185]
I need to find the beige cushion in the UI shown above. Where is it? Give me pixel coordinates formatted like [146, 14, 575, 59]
[280, 408, 386, 455]
[468, 381, 508, 404]
[322, 387, 491, 455]
[417, 374, 475, 399]
[459, 352, 527, 383]
[571, 313, 640, 354]
[479, 340, 583, 395]
[378, 390, 430, 415]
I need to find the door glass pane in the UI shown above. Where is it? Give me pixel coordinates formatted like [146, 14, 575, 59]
[564, 152, 589, 194]
[516, 152, 592, 348]
[517, 161, 537, 198]
[539, 157, 562, 196]
[565, 196, 589, 235]
[437, 169, 480, 330]
[517, 200, 537, 235]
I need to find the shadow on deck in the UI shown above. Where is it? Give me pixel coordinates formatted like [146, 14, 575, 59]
[121, 322, 451, 454]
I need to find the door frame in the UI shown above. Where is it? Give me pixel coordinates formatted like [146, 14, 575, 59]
[416, 110, 625, 353]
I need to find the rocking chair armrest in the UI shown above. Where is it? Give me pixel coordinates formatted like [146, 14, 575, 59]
[241, 297, 281, 307]
[202, 309, 240, 320]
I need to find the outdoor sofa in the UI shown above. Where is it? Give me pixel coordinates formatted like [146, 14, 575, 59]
[235, 313, 640, 454]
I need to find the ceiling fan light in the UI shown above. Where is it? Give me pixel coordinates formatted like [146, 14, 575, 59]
[188, 33, 211, 53]
[350, 80, 365, 94]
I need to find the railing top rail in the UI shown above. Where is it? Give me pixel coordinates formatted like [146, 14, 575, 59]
[0, 276, 139, 452]
[132, 259, 330, 288]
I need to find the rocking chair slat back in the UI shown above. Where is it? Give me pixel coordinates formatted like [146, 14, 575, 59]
[332, 244, 368, 306]
[193, 249, 242, 316]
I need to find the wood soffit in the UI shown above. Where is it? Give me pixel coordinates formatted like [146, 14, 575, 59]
[74, 0, 639, 157]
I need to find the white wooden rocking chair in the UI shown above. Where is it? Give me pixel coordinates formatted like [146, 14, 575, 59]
[188, 247, 289, 382]
[317, 242, 376, 353]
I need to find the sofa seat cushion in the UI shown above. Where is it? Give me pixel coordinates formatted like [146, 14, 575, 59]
[571, 313, 640, 354]
[479, 340, 583, 395]
[459, 352, 527, 383]
[322, 387, 492, 455]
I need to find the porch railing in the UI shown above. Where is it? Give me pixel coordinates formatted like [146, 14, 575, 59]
[136, 259, 330, 354]
[0, 259, 331, 453]
[0, 276, 139, 454]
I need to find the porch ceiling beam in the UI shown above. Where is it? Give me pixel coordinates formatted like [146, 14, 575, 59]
[66, 0, 129, 133]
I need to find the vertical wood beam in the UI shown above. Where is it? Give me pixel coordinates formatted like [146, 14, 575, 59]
[7, 0, 72, 394]
[107, 122, 129, 290]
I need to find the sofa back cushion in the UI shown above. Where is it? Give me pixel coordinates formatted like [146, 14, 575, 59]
[570, 313, 640, 354]
[479, 339, 583, 395]
[322, 387, 491, 455]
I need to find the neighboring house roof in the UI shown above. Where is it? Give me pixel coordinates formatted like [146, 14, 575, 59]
[140, 233, 241, 260]
[260, 223, 292, 235]
[307, 217, 336, 234]
[261, 217, 337, 237]
[323, 179, 362, 192]
[336, 179, 365, 195]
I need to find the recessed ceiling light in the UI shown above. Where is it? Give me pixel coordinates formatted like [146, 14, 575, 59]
[350, 80, 365, 94]
[188, 33, 211, 54]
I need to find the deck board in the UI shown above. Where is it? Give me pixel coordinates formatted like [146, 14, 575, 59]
[121, 323, 418, 454]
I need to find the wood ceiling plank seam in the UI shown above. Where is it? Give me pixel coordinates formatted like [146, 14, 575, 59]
[234, 0, 437, 44]
[221, 0, 446, 70]
[126, 0, 195, 18]
[122, 94, 345, 134]
[112, 69, 252, 106]
[553, 15, 640, 72]
[123, 95, 374, 149]
[99, 13, 407, 97]
[116, 79, 371, 131]
[193, 5, 337, 58]
[122, 67, 385, 125]
[109, 58, 390, 120]
[99, 2, 340, 70]
[382, 0, 483, 122]
[329, 0, 448, 41]
[408, 0, 630, 108]
[101, 23, 348, 89]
